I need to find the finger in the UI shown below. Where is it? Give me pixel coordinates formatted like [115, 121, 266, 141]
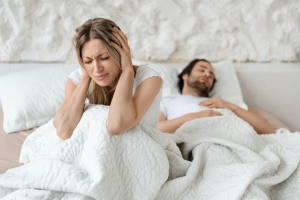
[199, 100, 211, 106]
[112, 28, 129, 48]
[204, 105, 214, 109]
[213, 111, 222, 116]
[113, 27, 128, 43]
[112, 31, 129, 52]
[112, 31, 125, 48]
[207, 104, 216, 108]
[110, 41, 123, 53]
[207, 112, 222, 117]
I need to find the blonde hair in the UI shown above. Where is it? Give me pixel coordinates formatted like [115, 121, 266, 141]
[72, 18, 122, 105]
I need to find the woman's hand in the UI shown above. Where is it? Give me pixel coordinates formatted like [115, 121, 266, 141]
[81, 67, 91, 80]
[110, 27, 133, 72]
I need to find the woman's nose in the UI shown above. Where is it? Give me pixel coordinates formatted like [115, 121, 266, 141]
[93, 60, 104, 72]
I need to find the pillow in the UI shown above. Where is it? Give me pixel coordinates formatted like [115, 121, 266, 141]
[0, 64, 79, 133]
[132, 60, 248, 110]
[0, 61, 246, 133]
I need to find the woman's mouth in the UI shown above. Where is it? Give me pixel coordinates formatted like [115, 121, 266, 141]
[95, 73, 108, 81]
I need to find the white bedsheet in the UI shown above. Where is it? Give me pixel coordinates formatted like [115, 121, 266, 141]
[0, 106, 300, 199]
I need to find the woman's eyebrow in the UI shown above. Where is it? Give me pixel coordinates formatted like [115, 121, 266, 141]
[83, 52, 108, 59]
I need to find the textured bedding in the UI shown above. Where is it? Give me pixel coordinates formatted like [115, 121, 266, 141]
[157, 107, 300, 199]
[0, 105, 181, 199]
[0, 106, 300, 199]
[0, 106, 290, 175]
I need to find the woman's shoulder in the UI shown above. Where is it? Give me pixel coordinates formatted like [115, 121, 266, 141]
[135, 63, 161, 80]
[133, 63, 162, 90]
[68, 68, 82, 85]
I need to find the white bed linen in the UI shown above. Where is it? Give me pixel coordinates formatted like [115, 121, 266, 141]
[0, 105, 300, 199]
[157, 107, 300, 199]
[0, 105, 180, 199]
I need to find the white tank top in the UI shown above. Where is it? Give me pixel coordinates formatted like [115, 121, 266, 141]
[68, 64, 162, 128]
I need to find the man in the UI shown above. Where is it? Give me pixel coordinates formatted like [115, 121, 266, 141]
[158, 59, 274, 134]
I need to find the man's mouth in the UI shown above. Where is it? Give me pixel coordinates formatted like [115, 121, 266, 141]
[199, 78, 208, 84]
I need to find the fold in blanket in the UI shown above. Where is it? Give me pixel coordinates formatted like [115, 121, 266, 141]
[0, 106, 300, 199]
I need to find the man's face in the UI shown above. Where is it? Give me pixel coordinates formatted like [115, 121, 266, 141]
[183, 61, 215, 96]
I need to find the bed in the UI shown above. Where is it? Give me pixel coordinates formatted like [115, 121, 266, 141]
[0, 105, 290, 174]
[0, 61, 299, 199]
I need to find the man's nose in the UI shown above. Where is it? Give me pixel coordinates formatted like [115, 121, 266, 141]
[203, 71, 209, 77]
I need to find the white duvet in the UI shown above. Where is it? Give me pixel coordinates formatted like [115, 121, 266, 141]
[0, 105, 300, 199]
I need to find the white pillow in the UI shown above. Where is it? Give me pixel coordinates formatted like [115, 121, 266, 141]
[0, 61, 246, 133]
[133, 60, 248, 110]
[0, 64, 79, 133]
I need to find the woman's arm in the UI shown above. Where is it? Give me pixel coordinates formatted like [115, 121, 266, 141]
[108, 73, 162, 135]
[200, 98, 274, 134]
[53, 72, 91, 140]
[107, 27, 162, 135]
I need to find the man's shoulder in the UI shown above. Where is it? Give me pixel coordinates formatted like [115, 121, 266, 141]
[161, 94, 181, 100]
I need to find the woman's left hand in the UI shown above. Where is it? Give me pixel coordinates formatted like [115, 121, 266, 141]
[111, 27, 133, 72]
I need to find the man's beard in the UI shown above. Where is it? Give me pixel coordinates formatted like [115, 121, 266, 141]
[187, 78, 209, 97]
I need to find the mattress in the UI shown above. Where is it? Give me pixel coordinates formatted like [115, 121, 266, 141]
[0, 109, 37, 174]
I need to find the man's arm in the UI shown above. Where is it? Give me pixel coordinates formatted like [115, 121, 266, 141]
[158, 110, 222, 133]
[158, 112, 191, 133]
[200, 98, 274, 134]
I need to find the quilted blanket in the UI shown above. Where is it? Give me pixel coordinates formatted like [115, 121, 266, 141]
[0, 105, 182, 199]
[1, 106, 300, 199]
[156, 108, 300, 200]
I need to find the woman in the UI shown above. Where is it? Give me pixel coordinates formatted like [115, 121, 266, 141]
[53, 18, 162, 140]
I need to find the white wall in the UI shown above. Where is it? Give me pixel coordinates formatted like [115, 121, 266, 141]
[235, 63, 300, 132]
[1, 0, 300, 62]
[1, 0, 299, 130]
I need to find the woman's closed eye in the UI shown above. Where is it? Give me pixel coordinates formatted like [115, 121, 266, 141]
[84, 56, 109, 64]
[100, 56, 109, 60]
[84, 60, 92, 64]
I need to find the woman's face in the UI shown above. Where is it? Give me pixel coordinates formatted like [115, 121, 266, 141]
[81, 39, 120, 88]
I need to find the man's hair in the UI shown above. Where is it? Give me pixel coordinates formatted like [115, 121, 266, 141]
[177, 59, 217, 94]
